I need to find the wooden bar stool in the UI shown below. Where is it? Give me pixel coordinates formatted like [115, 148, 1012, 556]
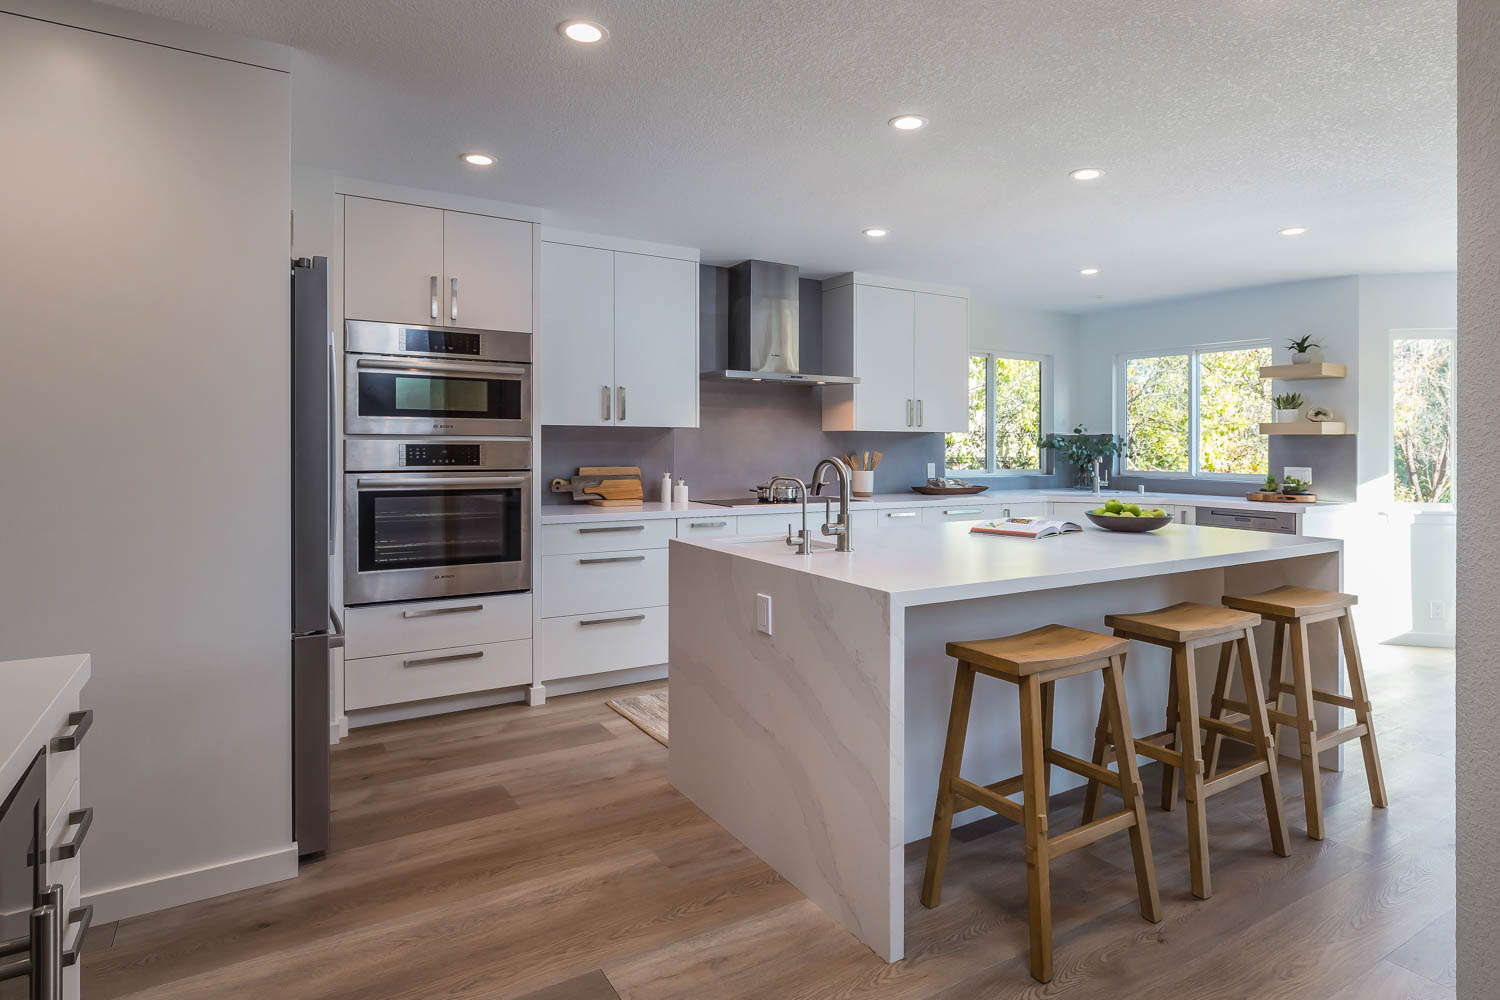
[1092, 603, 1289, 900]
[1205, 586, 1387, 840]
[921, 624, 1161, 983]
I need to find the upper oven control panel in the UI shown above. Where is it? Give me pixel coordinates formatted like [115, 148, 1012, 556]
[344, 438, 531, 473]
[345, 320, 531, 365]
[401, 443, 481, 466]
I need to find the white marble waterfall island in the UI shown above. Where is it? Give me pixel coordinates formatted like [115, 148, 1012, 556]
[666, 521, 1344, 962]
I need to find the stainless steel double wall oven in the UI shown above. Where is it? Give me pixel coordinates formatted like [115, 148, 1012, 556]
[344, 322, 532, 606]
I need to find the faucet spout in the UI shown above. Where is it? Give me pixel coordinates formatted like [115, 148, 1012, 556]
[811, 457, 855, 552]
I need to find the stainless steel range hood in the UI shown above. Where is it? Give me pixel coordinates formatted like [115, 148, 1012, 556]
[704, 259, 858, 385]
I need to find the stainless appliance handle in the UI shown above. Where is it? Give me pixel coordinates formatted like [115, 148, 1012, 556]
[450, 277, 458, 322]
[51, 710, 93, 753]
[579, 614, 646, 627]
[886, 511, 918, 518]
[686, 521, 728, 529]
[355, 476, 527, 489]
[403, 650, 484, 668]
[329, 607, 345, 649]
[51, 808, 93, 862]
[327, 340, 338, 556]
[430, 275, 439, 320]
[402, 603, 484, 619]
[578, 555, 646, 565]
[62, 905, 92, 969]
[355, 356, 527, 377]
[944, 508, 984, 515]
[917, 399, 923, 426]
[602, 385, 612, 421]
[578, 524, 644, 534]
[618, 385, 626, 421]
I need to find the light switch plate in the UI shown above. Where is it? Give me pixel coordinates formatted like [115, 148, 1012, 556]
[756, 593, 772, 635]
[1282, 466, 1312, 482]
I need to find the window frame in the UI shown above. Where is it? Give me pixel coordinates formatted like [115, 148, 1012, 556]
[1388, 328, 1457, 509]
[947, 350, 1052, 476]
[1115, 338, 1273, 481]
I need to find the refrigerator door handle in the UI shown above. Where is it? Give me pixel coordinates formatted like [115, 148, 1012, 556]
[327, 338, 337, 556]
[329, 607, 345, 649]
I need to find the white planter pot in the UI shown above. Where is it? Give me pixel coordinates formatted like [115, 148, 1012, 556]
[852, 470, 874, 496]
[1290, 347, 1323, 364]
[1276, 409, 1299, 422]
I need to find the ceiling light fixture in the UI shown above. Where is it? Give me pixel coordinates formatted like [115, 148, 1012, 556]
[460, 152, 495, 166]
[889, 115, 927, 131]
[863, 228, 888, 238]
[1079, 267, 1100, 276]
[559, 20, 607, 43]
[1278, 227, 1308, 236]
[1069, 167, 1104, 181]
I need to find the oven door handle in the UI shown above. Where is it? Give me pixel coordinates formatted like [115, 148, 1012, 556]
[355, 476, 528, 490]
[354, 356, 527, 377]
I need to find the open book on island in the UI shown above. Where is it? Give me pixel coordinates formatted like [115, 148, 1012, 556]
[970, 517, 1083, 539]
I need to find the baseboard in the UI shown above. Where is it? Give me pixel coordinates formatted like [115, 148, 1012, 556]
[348, 687, 526, 728]
[544, 663, 668, 698]
[84, 844, 298, 924]
[1384, 630, 1456, 648]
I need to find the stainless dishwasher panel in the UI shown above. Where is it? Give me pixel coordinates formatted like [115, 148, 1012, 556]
[1195, 507, 1298, 533]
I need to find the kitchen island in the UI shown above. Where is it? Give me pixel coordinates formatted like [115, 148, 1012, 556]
[667, 522, 1344, 962]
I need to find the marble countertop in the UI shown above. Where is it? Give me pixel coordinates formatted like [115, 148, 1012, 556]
[1, 653, 91, 795]
[540, 489, 1341, 524]
[671, 521, 1342, 608]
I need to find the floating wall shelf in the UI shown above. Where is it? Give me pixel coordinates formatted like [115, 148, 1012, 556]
[1259, 421, 1348, 436]
[1259, 363, 1346, 380]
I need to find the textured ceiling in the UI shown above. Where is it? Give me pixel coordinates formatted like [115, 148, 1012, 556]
[104, 0, 1455, 311]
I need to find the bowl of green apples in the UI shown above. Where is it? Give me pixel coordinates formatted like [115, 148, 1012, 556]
[1084, 498, 1174, 532]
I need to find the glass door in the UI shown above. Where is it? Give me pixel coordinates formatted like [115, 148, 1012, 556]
[346, 355, 529, 436]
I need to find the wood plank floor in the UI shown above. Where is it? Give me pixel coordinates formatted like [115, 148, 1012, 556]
[84, 641, 1456, 999]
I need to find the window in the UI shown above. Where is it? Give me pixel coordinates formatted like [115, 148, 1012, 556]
[1392, 334, 1454, 504]
[946, 353, 1046, 473]
[1120, 344, 1271, 478]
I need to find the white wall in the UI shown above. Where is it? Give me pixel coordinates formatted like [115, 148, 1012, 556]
[968, 299, 1080, 434]
[1457, 0, 1499, 992]
[0, 2, 296, 920]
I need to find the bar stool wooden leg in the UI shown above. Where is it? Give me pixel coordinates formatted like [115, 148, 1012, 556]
[1204, 641, 1235, 779]
[1103, 654, 1162, 923]
[1287, 621, 1325, 840]
[921, 661, 976, 907]
[1235, 630, 1289, 857]
[1172, 644, 1212, 899]
[1081, 690, 1110, 825]
[1040, 680, 1056, 801]
[1337, 612, 1388, 808]
[1160, 663, 1181, 812]
[1018, 675, 1053, 983]
[1267, 621, 1288, 751]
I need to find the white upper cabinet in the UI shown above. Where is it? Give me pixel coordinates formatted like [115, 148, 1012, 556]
[344, 196, 532, 331]
[540, 241, 615, 426]
[344, 198, 444, 326]
[821, 274, 970, 433]
[540, 232, 699, 428]
[614, 252, 699, 428]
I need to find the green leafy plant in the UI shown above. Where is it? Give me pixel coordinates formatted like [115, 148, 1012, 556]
[1039, 425, 1127, 488]
[1281, 476, 1312, 493]
[1287, 335, 1320, 355]
[1262, 472, 1278, 492]
[1272, 392, 1305, 411]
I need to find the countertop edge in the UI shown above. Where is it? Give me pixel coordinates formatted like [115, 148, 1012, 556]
[1, 653, 92, 798]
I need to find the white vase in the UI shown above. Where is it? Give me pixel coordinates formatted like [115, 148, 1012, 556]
[1276, 409, 1298, 422]
[1290, 347, 1323, 365]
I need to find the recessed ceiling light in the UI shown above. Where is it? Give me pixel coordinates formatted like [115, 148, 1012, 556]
[460, 152, 495, 167]
[1069, 167, 1104, 181]
[863, 228, 888, 238]
[1278, 227, 1308, 236]
[1080, 267, 1100, 276]
[559, 20, 607, 43]
[889, 115, 927, 131]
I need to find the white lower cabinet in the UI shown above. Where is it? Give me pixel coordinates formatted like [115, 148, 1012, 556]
[875, 507, 924, 529]
[344, 594, 531, 660]
[539, 549, 669, 618]
[921, 502, 1003, 525]
[536, 607, 669, 682]
[37, 686, 90, 1000]
[346, 640, 532, 711]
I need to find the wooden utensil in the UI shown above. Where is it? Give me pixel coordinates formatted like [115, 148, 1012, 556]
[864, 451, 871, 472]
[871, 451, 883, 470]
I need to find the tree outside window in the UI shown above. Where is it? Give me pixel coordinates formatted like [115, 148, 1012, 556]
[1392, 336, 1454, 503]
[1122, 344, 1270, 477]
[946, 353, 1044, 473]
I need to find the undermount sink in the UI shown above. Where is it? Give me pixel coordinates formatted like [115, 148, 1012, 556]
[727, 533, 840, 552]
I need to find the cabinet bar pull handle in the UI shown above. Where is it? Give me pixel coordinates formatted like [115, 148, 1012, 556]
[618, 385, 626, 421]
[906, 399, 913, 426]
[602, 385, 612, 421]
[688, 521, 727, 528]
[944, 508, 984, 515]
[62, 905, 92, 968]
[917, 399, 923, 426]
[579, 524, 645, 533]
[403, 650, 484, 668]
[578, 555, 646, 564]
[887, 511, 918, 518]
[51, 710, 93, 753]
[450, 277, 459, 322]
[430, 275, 439, 320]
[51, 808, 93, 862]
[579, 614, 647, 627]
[402, 604, 483, 618]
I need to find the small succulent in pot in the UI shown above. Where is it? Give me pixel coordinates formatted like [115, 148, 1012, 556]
[1262, 472, 1279, 493]
[1272, 391, 1305, 422]
[1280, 476, 1312, 495]
[1287, 334, 1323, 364]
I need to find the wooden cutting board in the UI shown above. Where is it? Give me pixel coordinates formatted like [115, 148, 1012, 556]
[1245, 491, 1317, 503]
[550, 466, 645, 506]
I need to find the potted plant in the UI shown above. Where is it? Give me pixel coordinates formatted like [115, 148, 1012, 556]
[1281, 476, 1313, 495]
[1288, 334, 1323, 365]
[1272, 391, 1304, 422]
[1261, 472, 1279, 493]
[1039, 425, 1127, 490]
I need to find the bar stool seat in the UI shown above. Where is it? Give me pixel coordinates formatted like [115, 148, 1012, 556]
[1206, 586, 1386, 840]
[1094, 602, 1289, 900]
[924, 625, 1160, 983]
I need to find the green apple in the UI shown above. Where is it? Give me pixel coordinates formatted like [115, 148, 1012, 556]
[1091, 508, 1108, 515]
[1118, 510, 1137, 516]
[1124, 503, 1141, 515]
[1104, 499, 1123, 513]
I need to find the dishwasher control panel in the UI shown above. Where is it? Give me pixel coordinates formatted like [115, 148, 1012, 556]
[1195, 507, 1298, 533]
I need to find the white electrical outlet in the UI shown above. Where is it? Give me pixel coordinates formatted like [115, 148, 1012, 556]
[1430, 600, 1444, 620]
[1283, 466, 1312, 482]
[756, 593, 773, 635]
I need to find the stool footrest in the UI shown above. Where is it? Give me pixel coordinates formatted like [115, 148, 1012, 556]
[1047, 809, 1136, 859]
[1315, 722, 1369, 752]
[1131, 739, 1182, 768]
[1045, 748, 1121, 790]
[951, 776, 1024, 824]
[1202, 759, 1269, 796]
[1310, 689, 1362, 711]
[1198, 714, 1254, 740]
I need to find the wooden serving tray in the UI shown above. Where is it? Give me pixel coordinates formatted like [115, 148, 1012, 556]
[911, 485, 989, 495]
[1245, 491, 1317, 503]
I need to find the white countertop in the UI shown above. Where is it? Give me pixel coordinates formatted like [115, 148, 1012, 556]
[540, 488, 1340, 524]
[672, 521, 1342, 608]
[1, 653, 90, 795]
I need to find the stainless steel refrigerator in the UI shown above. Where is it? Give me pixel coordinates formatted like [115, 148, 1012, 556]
[291, 256, 339, 857]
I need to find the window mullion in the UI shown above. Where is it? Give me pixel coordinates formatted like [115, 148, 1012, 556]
[1188, 349, 1201, 476]
[986, 354, 997, 474]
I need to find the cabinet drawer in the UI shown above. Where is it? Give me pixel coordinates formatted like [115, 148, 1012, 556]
[344, 593, 531, 660]
[345, 638, 532, 710]
[535, 606, 668, 682]
[921, 503, 1003, 525]
[1001, 501, 1049, 518]
[677, 516, 737, 537]
[46, 741, 81, 835]
[540, 519, 675, 555]
[876, 507, 924, 528]
[540, 549, 668, 618]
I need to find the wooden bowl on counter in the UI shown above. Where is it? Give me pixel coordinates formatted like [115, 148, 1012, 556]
[1084, 511, 1175, 533]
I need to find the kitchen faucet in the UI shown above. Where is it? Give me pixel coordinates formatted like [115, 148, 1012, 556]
[770, 476, 813, 554]
[811, 456, 854, 552]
